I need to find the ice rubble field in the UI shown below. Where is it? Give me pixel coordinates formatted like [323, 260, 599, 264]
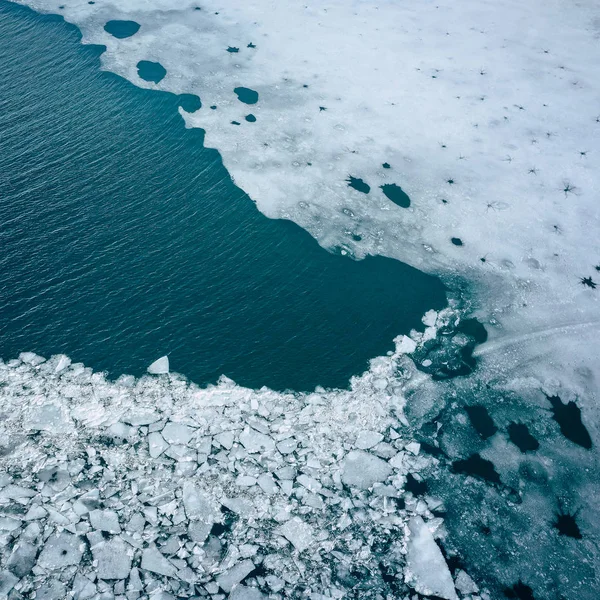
[0, 342, 474, 600]
[2, 0, 600, 598]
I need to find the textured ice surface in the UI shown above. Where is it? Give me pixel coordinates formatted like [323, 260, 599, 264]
[0, 348, 467, 599]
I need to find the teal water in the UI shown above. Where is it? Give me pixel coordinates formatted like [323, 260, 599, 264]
[0, 1, 446, 391]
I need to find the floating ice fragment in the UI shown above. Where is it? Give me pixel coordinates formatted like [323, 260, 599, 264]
[93, 537, 131, 580]
[182, 482, 215, 522]
[341, 450, 392, 489]
[89, 509, 120, 533]
[55, 355, 71, 372]
[141, 545, 177, 577]
[405, 517, 457, 600]
[217, 559, 256, 592]
[37, 533, 84, 570]
[6, 541, 37, 578]
[19, 352, 45, 365]
[229, 585, 267, 600]
[71, 573, 96, 599]
[0, 571, 19, 596]
[239, 427, 275, 453]
[121, 410, 160, 426]
[405, 442, 421, 455]
[147, 355, 169, 375]
[355, 430, 384, 450]
[454, 570, 479, 595]
[148, 431, 169, 458]
[278, 517, 314, 552]
[162, 421, 193, 445]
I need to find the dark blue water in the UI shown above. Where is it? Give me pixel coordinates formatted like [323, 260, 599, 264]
[0, 1, 446, 391]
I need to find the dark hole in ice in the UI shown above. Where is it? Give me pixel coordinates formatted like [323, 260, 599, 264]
[580, 276, 596, 289]
[420, 441, 446, 458]
[210, 105, 217, 110]
[380, 183, 410, 208]
[393, 496, 406, 509]
[507, 422, 539, 452]
[245, 114, 256, 122]
[452, 453, 501, 484]
[504, 581, 536, 600]
[231, 120, 240, 125]
[346, 176, 370, 194]
[547, 395, 592, 449]
[352, 233, 362, 242]
[553, 511, 582, 539]
[233, 86, 259, 104]
[194, 6, 201, 10]
[103, 20, 140, 39]
[456, 317, 488, 343]
[227, 46, 239, 53]
[178, 93, 201, 112]
[382, 162, 391, 169]
[451, 237, 463, 246]
[405, 473, 428, 496]
[136, 60, 167, 84]
[211, 505, 237, 537]
[61, 550, 68, 555]
[247, 42, 256, 48]
[378, 562, 396, 584]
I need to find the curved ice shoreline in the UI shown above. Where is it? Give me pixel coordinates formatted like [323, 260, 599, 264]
[0, 329, 479, 600]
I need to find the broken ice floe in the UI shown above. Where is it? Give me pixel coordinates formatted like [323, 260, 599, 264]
[147, 355, 169, 375]
[0, 347, 479, 599]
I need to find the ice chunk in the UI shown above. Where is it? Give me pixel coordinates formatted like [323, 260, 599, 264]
[89, 509, 121, 533]
[93, 537, 132, 580]
[455, 570, 479, 595]
[23, 504, 47, 520]
[147, 355, 169, 374]
[0, 571, 19, 596]
[141, 545, 177, 577]
[188, 520, 212, 544]
[257, 473, 278, 495]
[55, 355, 71, 373]
[6, 541, 37, 578]
[239, 427, 275, 453]
[35, 579, 66, 600]
[37, 533, 84, 570]
[162, 421, 194, 445]
[229, 585, 267, 600]
[148, 432, 169, 458]
[216, 559, 256, 592]
[341, 450, 392, 489]
[355, 430, 384, 450]
[405, 517, 457, 600]
[278, 517, 314, 552]
[71, 573, 97, 600]
[122, 410, 160, 426]
[215, 430, 235, 450]
[182, 482, 215, 522]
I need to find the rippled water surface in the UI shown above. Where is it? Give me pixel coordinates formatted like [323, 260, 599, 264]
[0, 2, 446, 391]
